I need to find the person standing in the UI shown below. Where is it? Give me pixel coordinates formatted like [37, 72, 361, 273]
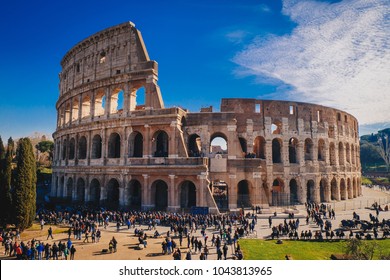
[70, 245, 76, 260]
[47, 227, 54, 240]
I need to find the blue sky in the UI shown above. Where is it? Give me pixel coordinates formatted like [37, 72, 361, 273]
[0, 0, 388, 140]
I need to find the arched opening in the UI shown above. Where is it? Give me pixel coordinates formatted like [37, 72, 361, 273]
[340, 178, 347, 200]
[65, 103, 71, 124]
[271, 179, 284, 206]
[108, 133, 121, 158]
[71, 99, 79, 122]
[353, 178, 357, 198]
[271, 121, 282, 134]
[62, 139, 67, 160]
[288, 138, 298, 164]
[180, 181, 197, 209]
[347, 178, 352, 199]
[253, 136, 266, 159]
[339, 142, 345, 165]
[237, 180, 251, 208]
[59, 176, 64, 197]
[107, 178, 120, 209]
[210, 133, 228, 155]
[94, 90, 105, 117]
[320, 179, 327, 202]
[345, 143, 351, 164]
[304, 138, 313, 161]
[128, 132, 143, 157]
[351, 144, 355, 165]
[110, 89, 124, 114]
[272, 138, 282, 163]
[81, 95, 91, 118]
[289, 179, 299, 205]
[318, 139, 326, 161]
[239, 137, 247, 154]
[66, 177, 73, 201]
[188, 134, 201, 157]
[134, 87, 146, 110]
[127, 180, 142, 209]
[89, 179, 101, 206]
[152, 180, 168, 210]
[69, 138, 75, 160]
[329, 142, 336, 166]
[78, 136, 87, 159]
[306, 180, 315, 203]
[153, 130, 169, 157]
[76, 178, 85, 202]
[331, 178, 338, 200]
[211, 180, 228, 211]
[91, 134, 102, 159]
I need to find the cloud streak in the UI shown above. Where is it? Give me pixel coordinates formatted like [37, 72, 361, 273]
[234, 0, 390, 126]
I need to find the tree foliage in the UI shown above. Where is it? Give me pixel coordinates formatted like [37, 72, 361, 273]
[345, 239, 377, 260]
[360, 128, 390, 171]
[13, 138, 36, 230]
[0, 147, 13, 226]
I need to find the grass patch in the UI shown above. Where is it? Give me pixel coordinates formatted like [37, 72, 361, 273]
[240, 239, 390, 260]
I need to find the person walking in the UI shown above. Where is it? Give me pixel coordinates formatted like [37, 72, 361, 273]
[47, 227, 54, 240]
[70, 245, 76, 260]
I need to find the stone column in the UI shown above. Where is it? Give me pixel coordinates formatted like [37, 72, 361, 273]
[168, 174, 179, 212]
[143, 125, 151, 157]
[169, 122, 178, 158]
[142, 174, 151, 209]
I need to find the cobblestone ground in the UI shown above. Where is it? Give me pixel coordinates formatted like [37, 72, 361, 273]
[1, 186, 389, 260]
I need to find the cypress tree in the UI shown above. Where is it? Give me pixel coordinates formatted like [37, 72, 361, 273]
[8, 137, 15, 157]
[0, 136, 5, 159]
[0, 147, 13, 226]
[13, 138, 36, 230]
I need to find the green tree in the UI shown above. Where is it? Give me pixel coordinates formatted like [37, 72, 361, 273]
[0, 136, 5, 159]
[0, 147, 13, 226]
[13, 138, 36, 230]
[7, 137, 15, 157]
[36, 140, 54, 161]
[345, 239, 377, 260]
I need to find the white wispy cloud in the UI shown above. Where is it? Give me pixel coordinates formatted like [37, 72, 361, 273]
[234, 0, 390, 126]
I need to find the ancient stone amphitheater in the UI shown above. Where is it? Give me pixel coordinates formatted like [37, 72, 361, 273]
[51, 22, 361, 213]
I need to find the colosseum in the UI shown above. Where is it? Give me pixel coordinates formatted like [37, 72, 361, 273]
[51, 22, 362, 213]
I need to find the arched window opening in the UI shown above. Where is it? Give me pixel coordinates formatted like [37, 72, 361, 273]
[271, 178, 284, 206]
[89, 179, 101, 206]
[271, 121, 282, 134]
[331, 178, 338, 201]
[91, 134, 102, 159]
[153, 130, 169, 157]
[106, 179, 120, 210]
[320, 179, 327, 202]
[289, 179, 299, 205]
[110, 89, 124, 114]
[318, 139, 326, 161]
[65, 103, 71, 124]
[253, 136, 266, 159]
[210, 134, 227, 155]
[289, 138, 298, 164]
[130, 86, 146, 111]
[94, 90, 105, 117]
[347, 178, 352, 199]
[128, 132, 143, 158]
[239, 137, 247, 154]
[69, 138, 75, 160]
[108, 133, 121, 158]
[351, 144, 355, 165]
[152, 180, 168, 210]
[66, 178, 73, 201]
[237, 180, 251, 208]
[304, 138, 313, 161]
[272, 138, 282, 163]
[338, 142, 345, 165]
[76, 178, 85, 203]
[211, 180, 229, 211]
[306, 180, 315, 203]
[340, 178, 347, 200]
[180, 181, 197, 209]
[71, 99, 79, 122]
[329, 142, 336, 166]
[62, 139, 67, 160]
[188, 134, 201, 157]
[127, 180, 142, 209]
[345, 143, 351, 163]
[78, 136, 87, 159]
[81, 95, 91, 118]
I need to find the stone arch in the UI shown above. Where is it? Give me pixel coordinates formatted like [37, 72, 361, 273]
[306, 180, 315, 203]
[345, 143, 351, 163]
[237, 180, 251, 207]
[318, 139, 326, 161]
[180, 180, 197, 209]
[210, 132, 228, 154]
[304, 138, 314, 161]
[288, 137, 298, 164]
[76, 178, 86, 202]
[271, 178, 284, 206]
[71, 98, 79, 122]
[289, 179, 299, 205]
[78, 136, 87, 159]
[106, 178, 120, 209]
[340, 178, 347, 200]
[331, 178, 338, 201]
[69, 138, 75, 160]
[108, 132, 121, 158]
[338, 142, 345, 165]
[347, 178, 353, 199]
[65, 102, 71, 124]
[320, 178, 328, 202]
[329, 142, 336, 166]
[89, 178, 101, 206]
[128, 131, 143, 158]
[272, 138, 282, 163]
[212, 180, 229, 211]
[188, 134, 201, 157]
[127, 179, 142, 209]
[353, 177, 357, 198]
[81, 94, 91, 118]
[62, 139, 67, 160]
[253, 136, 266, 159]
[110, 88, 124, 114]
[271, 120, 282, 134]
[351, 144, 355, 165]
[91, 134, 102, 159]
[94, 89, 105, 117]
[151, 180, 168, 210]
[153, 130, 169, 157]
[66, 177, 73, 200]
